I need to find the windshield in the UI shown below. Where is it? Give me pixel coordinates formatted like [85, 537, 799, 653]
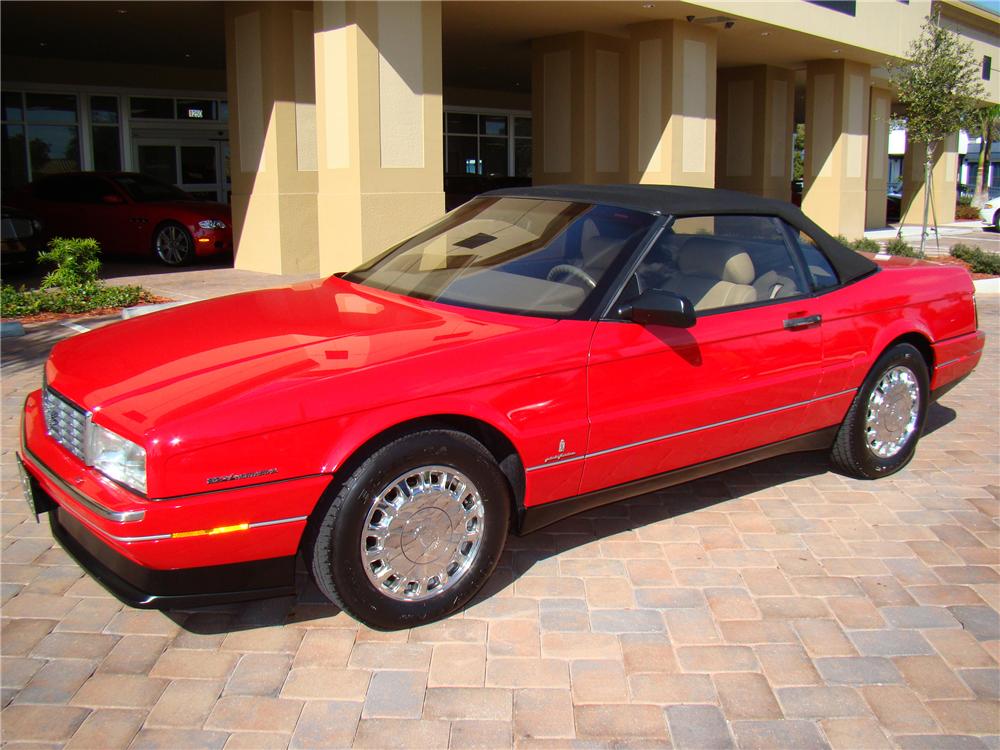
[112, 174, 192, 203]
[345, 197, 656, 317]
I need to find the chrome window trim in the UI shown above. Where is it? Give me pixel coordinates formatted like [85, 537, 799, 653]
[525, 387, 858, 472]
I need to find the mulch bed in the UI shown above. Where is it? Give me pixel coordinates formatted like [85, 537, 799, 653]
[9, 295, 173, 324]
[925, 255, 997, 280]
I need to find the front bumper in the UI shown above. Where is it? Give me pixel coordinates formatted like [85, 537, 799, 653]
[191, 226, 233, 257]
[20, 388, 331, 608]
[50, 503, 296, 608]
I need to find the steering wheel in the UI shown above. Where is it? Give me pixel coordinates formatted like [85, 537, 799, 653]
[546, 264, 597, 290]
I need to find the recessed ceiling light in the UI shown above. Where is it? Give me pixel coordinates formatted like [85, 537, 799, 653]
[761, 31, 770, 37]
[642, 2, 655, 8]
[832, 48, 841, 53]
[116, 8, 127, 14]
[184, 53, 192, 58]
[38, 41, 47, 47]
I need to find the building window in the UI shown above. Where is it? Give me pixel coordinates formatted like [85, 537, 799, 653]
[444, 110, 532, 179]
[805, 0, 857, 15]
[1, 91, 81, 188]
[984, 56, 992, 82]
[90, 95, 122, 171]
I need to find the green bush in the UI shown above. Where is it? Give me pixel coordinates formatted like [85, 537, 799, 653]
[1, 236, 155, 319]
[39, 237, 102, 289]
[950, 243, 1000, 274]
[884, 236, 924, 258]
[849, 237, 881, 252]
[836, 236, 881, 253]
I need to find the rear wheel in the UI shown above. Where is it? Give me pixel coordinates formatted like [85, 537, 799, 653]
[153, 222, 194, 266]
[308, 429, 510, 630]
[830, 343, 929, 479]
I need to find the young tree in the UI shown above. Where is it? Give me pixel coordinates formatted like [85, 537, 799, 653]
[890, 14, 984, 254]
[968, 104, 1000, 208]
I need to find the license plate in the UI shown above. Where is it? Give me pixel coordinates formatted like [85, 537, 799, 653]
[16, 455, 41, 522]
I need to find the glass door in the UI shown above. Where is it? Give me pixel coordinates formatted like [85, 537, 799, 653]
[133, 138, 225, 202]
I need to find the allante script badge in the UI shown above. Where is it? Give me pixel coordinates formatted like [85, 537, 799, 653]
[206, 468, 278, 485]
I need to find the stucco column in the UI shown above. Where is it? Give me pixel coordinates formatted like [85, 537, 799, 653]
[900, 133, 959, 227]
[531, 32, 629, 185]
[314, 1, 444, 275]
[716, 65, 795, 201]
[627, 21, 717, 188]
[865, 86, 892, 229]
[802, 59, 871, 240]
[225, 1, 320, 275]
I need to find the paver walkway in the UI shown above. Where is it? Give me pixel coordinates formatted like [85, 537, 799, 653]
[2, 276, 997, 749]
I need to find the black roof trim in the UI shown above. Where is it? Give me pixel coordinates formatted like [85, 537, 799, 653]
[484, 184, 878, 285]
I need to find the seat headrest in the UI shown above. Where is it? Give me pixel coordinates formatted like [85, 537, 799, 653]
[678, 238, 755, 285]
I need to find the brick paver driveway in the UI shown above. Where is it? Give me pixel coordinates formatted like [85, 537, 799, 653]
[2, 300, 997, 749]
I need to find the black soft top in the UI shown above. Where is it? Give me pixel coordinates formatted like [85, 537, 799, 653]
[486, 184, 878, 285]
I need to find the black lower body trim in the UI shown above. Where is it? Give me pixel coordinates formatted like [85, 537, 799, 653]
[50, 507, 296, 609]
[517, 426, 838, 535]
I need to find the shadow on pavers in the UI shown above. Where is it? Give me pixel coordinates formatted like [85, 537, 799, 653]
[161, 402, 956, 634]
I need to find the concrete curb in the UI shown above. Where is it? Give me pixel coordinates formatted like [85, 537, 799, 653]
[0, 321, 26, 337]
[121, 301, 193, 319]
[864, 226, 977, 240]
[973, 277, 1000, 295]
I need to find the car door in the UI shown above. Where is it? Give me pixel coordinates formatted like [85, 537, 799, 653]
[581, 214, 826, 495]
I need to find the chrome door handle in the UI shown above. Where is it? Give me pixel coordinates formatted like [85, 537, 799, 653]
[783, 314, 822, 330]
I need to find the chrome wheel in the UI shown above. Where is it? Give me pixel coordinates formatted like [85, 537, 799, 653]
[865, 365, 920, 459]
[361, 466, 485, 602]
[155, 225, 192, 265]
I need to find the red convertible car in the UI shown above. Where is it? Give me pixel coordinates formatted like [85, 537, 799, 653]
[8, 172, 231, 266]
[18, 185, 984, 629]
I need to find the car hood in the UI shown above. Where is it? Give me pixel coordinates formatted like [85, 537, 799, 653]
[46, 276, 559, 441]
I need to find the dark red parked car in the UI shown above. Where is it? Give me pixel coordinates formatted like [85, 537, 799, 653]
[9, 172, 232, 266]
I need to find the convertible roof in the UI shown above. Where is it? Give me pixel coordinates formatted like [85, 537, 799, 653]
[486, 184, 878, 285]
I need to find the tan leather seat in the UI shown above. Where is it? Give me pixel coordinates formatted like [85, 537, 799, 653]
[663, 237, 757, 311]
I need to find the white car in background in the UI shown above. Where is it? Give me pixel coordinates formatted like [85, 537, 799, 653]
[981, 199, 999, 230]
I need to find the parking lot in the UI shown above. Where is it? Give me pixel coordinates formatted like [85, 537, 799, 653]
[1, 271, 997, 749]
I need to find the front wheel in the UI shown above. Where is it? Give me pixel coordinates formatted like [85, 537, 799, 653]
[153, 223, 194, 266]
[830, 343, 929, 479]
[308, 429, 511, 630]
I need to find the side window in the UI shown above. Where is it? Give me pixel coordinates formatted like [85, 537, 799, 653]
[66, 176, 117, 204]
[33, 175, 74, 202]
[790, 226, 839, 290]
[619, 214, 809, 314]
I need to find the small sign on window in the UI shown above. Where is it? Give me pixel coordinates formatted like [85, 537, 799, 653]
[187, 108, 204, 119]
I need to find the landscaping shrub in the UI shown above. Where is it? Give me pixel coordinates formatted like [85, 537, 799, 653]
[884, 236, 924, 258]
[955, 203, 981, 220]
[1, 237, 155, 319]
[849, 237, 880, 252]
[950, 243, 1000, 275]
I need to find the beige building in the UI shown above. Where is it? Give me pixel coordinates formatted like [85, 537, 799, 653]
[3, 1, 998, 275]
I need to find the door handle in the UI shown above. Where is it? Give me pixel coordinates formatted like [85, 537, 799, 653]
[783, 314, 822, 330]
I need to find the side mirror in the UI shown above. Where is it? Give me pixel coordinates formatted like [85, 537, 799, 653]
[101, 194, 125, 205]
[618, 289, 696, 328]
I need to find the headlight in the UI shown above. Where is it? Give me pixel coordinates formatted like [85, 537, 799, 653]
[85, 423, 147, 494]
[198, 219, 226, 230]
[985, 203, 995, 210]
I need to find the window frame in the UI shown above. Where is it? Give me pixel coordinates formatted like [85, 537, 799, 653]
[443, 106, 532, 179]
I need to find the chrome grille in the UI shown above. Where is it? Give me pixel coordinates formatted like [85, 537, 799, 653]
[42, 387, 88, 462]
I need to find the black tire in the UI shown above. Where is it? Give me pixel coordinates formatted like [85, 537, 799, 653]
[153, 222, 195, 266]
[307, 429, 511, 630]
[830, 343, 929, 479]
